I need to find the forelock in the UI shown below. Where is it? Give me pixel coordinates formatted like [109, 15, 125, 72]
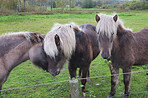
[96, 13, 119, 38]
[44, 31, 59, 58]
[44, 23, 76, 59]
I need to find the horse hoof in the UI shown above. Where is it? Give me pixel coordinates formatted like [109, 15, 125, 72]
[81, 93, 86, 98]
[77, 75, 80, 78]
[87, 77, 91, 81]
[107, 95, 113, 98]
[145, 83, 148, 87]
[122, 94, 129, 98]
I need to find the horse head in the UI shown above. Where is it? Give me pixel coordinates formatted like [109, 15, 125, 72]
[95, 13, 118, 60]
[44, 23, 76, 76]
[46, 34, 67, 76]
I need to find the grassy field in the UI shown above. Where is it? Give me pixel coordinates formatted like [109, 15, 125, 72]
[0, 11, 148, 98]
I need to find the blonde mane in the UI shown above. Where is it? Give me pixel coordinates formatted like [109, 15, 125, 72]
[96, 13, 132, 38]
[0, 31, 33, 41]
[44, 22, 79, 59]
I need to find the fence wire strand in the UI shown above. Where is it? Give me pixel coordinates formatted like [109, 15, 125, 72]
[0, 70, 147, 92]
[114, 91, 148, 97]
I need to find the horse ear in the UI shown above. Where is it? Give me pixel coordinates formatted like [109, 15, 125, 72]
[95, 14, 100, 22]
[113, 15, 118, 22]
[54, 34, 60, 47]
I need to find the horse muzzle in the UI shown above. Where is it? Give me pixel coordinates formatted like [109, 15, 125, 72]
[101, 52, 111, 60]
[48, 69, 60, 76]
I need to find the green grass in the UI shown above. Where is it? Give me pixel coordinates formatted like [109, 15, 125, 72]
[0, 11, 148, 97]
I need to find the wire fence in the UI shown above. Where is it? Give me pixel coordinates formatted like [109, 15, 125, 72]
[0, 69, 147, 93]
[114, 91, 148, 97]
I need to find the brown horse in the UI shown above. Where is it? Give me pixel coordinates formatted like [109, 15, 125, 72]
[95, 13, 148, 97]
[43, 23, 100, 96]
[0, 32, 50, 93]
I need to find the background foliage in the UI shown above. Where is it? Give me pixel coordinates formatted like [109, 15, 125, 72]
[0, 0, 147, 15]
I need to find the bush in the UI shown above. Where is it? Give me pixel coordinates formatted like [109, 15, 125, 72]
[118, 1, 148, 10]
[82, 0, 94, 8]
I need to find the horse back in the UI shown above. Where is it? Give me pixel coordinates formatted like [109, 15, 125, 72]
[133, 27, 148, 45]
[132, 27, 148, 65]
[69, 24, 100, 68]
[0, 35, 26, 58]
[80, 24, 100, 60]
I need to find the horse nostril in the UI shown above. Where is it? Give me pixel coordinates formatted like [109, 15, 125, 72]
[101, 53, 110, 59]
[51, 73, 56, 76]
[56, 71, 60, 75]
[103, 56, 108, 59]
[107, 55, 111, 60]
[46, 69, 50, 72]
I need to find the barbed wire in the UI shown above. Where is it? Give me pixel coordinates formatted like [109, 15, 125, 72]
[78, 69, 148, 80]
[0, 80, 69, 92]
[114, 91, 148, 97]
[0, 70, 147, 92]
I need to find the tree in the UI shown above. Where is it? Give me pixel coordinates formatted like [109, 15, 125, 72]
[24, 0, 26, 11]
[17, 0, 21, 12]
[56, 0, 69, 13]
[82, 0, 94, 8]
[51, 0, 53, 11]
[70, 0, 75, 10]
[0, 0, 3, 10]
[31, 0, 35, 5]
[70, 0, 71, 10]
[100, 0, 107, 5]
[53, 1, 56, 8]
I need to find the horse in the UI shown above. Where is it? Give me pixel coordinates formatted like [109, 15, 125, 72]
[0, 32, 50, 93]
[95, 13, 148, 97]
[43, 23, 100, 96]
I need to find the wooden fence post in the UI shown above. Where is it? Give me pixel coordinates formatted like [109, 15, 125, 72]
[69, 78, 79, 98]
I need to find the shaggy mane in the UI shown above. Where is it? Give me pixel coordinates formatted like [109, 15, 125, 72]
[0, 31, 36, 42]
[44, 22, 79, 59]
[96, 13, 132, 38]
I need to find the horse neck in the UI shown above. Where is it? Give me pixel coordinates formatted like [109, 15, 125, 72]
[81, 25, 99, 59]
[4, 40, 33, 72]
[112, 25, 134, 56]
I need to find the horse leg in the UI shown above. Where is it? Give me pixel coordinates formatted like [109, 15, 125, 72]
[0, 78, 4, 96]
[146, 84, 148, 87]
[81, 67, 89, 97]
[0, 85, 1, 95]
[0, 72, 5, 96]
[122, 67, 132, 98]
[68, 64, 77, 98]
[78, 68, 90, 81]
[108, 63, 119, 98]
[0, 72, 10, 96]
[78, 68, 81, 78]
[87, 64, 91, 81]
[146, 73, 148, 87]
[68, 64, 77, 79]
[87, 70, 90, 81]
